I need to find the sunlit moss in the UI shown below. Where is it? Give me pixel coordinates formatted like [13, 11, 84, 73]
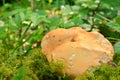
[1, 47, 120, 80]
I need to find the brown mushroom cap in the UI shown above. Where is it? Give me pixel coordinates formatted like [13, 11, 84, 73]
[41, 27, 114, 77]
[52, 42, 108, 76]
[41, 28, 77, 60]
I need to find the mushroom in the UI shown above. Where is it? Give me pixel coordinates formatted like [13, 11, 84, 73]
[41, 27, 114, 77]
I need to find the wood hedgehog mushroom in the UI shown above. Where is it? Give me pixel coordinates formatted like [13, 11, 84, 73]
[41, 27, 114, 78]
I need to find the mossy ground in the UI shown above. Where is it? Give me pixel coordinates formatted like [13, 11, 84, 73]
[0, 48, 71, 80]
[0, 47, 120, 80]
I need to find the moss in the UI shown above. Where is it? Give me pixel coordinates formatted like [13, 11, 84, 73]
[1, 47, 120, 80]
[113, 54, 120, 64]
[11, 48, 71, 80]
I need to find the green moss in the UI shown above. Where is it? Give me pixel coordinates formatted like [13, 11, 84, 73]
[1, 47, 120, 80]
[11, 48, 71, 80]
[2, 38, 120, 80]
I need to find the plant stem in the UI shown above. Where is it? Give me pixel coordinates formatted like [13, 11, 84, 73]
[3, 0, 5, 5]
[7, 22, 32, 63]
[89, 1, 101, 32]
[30, 0, 35, 10]
[96, 13, 111, 22]
[89, 10, 95, 32]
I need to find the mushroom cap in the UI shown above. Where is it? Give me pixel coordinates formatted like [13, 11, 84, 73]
[52, 42, 109, 76]
[41, 27, 114, 77]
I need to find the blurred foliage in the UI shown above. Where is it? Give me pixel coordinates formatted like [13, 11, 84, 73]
[0, 0, 120, 80]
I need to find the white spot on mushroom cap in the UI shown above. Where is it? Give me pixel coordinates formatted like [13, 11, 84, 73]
[68, 53, 76, 67]
[69, 53, 76, 60]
